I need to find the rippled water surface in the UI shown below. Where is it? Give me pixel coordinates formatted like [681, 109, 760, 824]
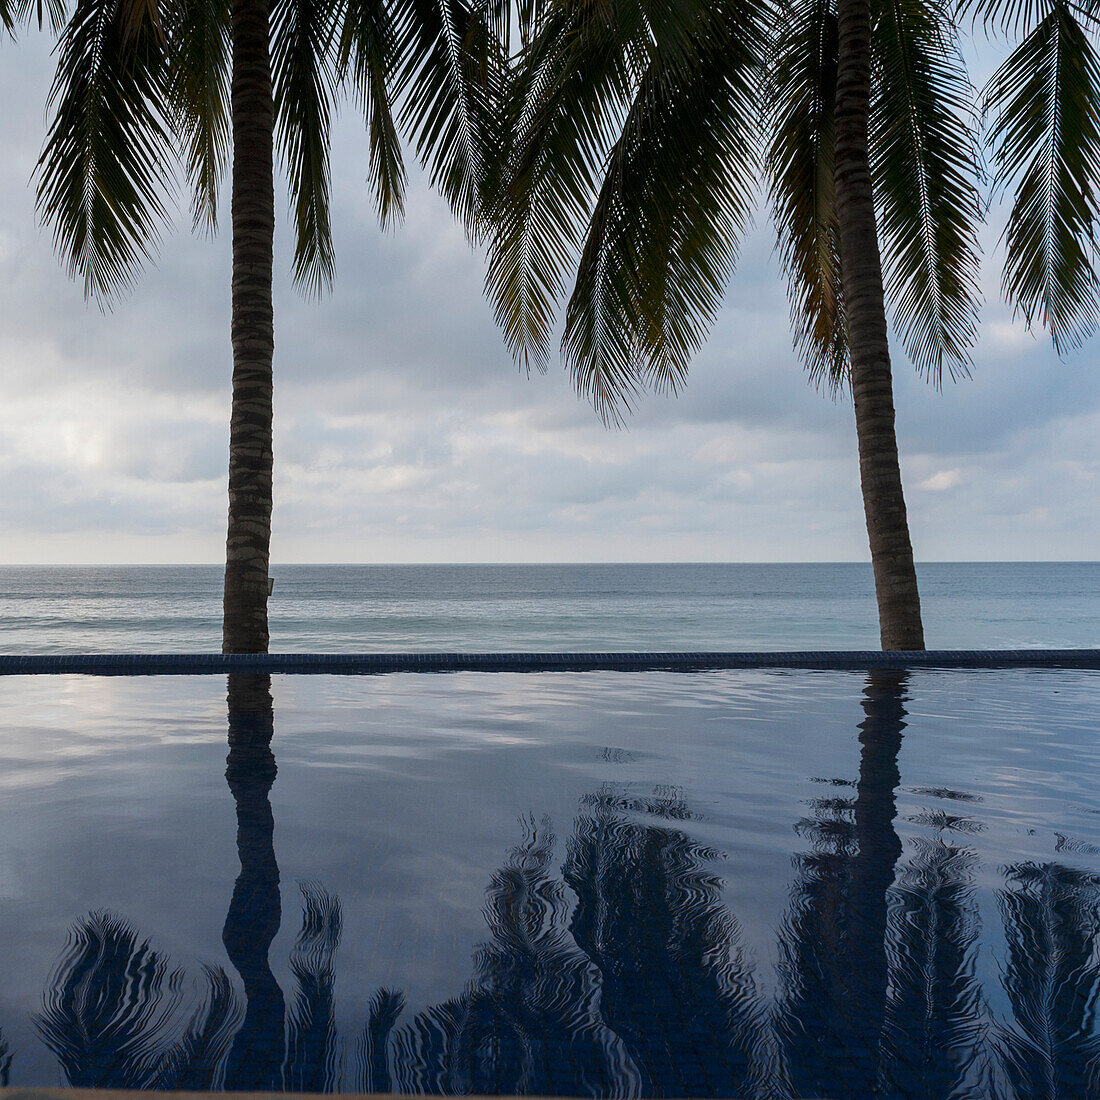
[0, 669, 1097, 1097]
[1, 562, 1098, 652]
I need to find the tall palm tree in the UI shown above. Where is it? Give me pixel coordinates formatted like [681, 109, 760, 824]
[33, 0, 508, 651]
[486, 0, 983, 649]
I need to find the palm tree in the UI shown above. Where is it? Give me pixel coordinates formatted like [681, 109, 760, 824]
[33, 0, 508, 651]
[486, 0, 983, 649]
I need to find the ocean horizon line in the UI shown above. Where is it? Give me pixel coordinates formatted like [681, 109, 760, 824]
[1, 559, 1099, 569]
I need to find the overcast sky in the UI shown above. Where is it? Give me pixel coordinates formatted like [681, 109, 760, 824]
[1, 32, 1097, 565]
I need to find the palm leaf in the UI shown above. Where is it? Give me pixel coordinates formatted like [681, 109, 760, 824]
[165, 0, 231, 231]
[871, 0, 982, 381]
[154, 965, 242, 1091]
[562, 2, 766, 423]
[485, 0, 642, 371]
[35, 911, 185, 1089]
[883, 837, 991, 1095]
[338, 0, 406, 223]
[767, 0, 847, 388]
[5, 0, 69, 33]
[995, 862, 1100, 1097]
[391, 0, 502, 231]
[286, 882, 343, 1093]
[983, 1, 1100, 351]
[356, 988, 404, 1093]
[272, 0, 339, 291]
[35, 0, 176, 298]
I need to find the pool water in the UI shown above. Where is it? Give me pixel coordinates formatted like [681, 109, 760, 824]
[0, 670, 1097, 1098]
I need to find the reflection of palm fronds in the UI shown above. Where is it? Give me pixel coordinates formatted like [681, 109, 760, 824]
[155, 965, 242, 1091]
[775, 792, 858, 1098]
[995, 862, 1100, 1100]
[35, 911, 186, 1088]
[286, 882, 343, 1094]
[354, 988, 404, 1094]
[565, 788, 764, 1098]
[393, 816, 632, 1097]
[0, 1029, 12, 1087]
[882, 837, 990, 1099]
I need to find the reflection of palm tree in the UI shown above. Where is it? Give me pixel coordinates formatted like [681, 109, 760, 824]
[0, 1029, 12, 1086]
[35, 911, 238, 1089]
[995, 862, 1100, 1100]
[391, 818, 627, 1096]
[564, 788, 765, 1098]
[223, 674, 345, 1092]
[35, 674, 343, 1092]
[883, 836, 989, 1099]
[222, 673, 285, 1091]
[777, 671, 907, 1097]
[286, 883, 343, 1093]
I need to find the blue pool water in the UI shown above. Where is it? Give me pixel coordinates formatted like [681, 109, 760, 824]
[0, 669, 1097, 1097]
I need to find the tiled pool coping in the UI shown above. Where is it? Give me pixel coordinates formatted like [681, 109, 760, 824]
[0, 649, 1098, 675]
[2, 1093, 580, 1100]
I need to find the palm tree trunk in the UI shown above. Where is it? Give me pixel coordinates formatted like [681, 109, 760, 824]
[833, 0, 925, 650]
[223, 0, 276, 653]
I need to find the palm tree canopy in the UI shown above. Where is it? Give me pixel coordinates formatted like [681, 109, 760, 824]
[485, 0, 983, 420]
[34, 0, 509, 299]
[968, 0, 1100, 352]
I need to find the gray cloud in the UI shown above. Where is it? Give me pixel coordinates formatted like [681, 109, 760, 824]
[1, 34, 1098, 564]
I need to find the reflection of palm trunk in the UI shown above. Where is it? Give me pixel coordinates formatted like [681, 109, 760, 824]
[846, 671, 906, 1087]
[0, 1030, 11, 1086]
[778, 671, 907, 1096]
[222, 674, 285, 1090]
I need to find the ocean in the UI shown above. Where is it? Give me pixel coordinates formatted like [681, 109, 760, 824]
[0, 561, 1096, 652]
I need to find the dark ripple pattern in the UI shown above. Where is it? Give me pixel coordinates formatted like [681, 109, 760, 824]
[1, 669, 1099, 1097]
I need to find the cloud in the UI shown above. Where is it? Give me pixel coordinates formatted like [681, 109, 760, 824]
[1, 36, 1099, 564]
[916, 469, 962, 492]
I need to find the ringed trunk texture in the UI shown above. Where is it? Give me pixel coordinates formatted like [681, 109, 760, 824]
[223, 0, 276, 653]
[833, 0, 925, 650]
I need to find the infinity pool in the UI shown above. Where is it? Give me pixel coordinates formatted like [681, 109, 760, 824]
[0, 670, 1097, 1098]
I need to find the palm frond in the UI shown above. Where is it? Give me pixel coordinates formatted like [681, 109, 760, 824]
[357, 988, 404, 1093]
[983, 1, 1100, 351]
[165, 0, 231, 231]
[35, 911, 185, 1089]
[338, 0, 406, 223]
[391, 0, 502, 231]
[872, 0, 982, 381]
[272, 0, 339, 292]
[5, 0, 69, 33]
[995, 862, 1100, 1097]
[35, 0, 176, 299]
[155, 966, 242, 1091]
[563, 2, 767, 423]
[485, 0, 647, 371]
[286, 882, 343, 1094]
[767, 0, 846, 388]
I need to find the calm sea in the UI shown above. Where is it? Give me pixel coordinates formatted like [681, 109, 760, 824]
[0, 562, 1096, 652]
